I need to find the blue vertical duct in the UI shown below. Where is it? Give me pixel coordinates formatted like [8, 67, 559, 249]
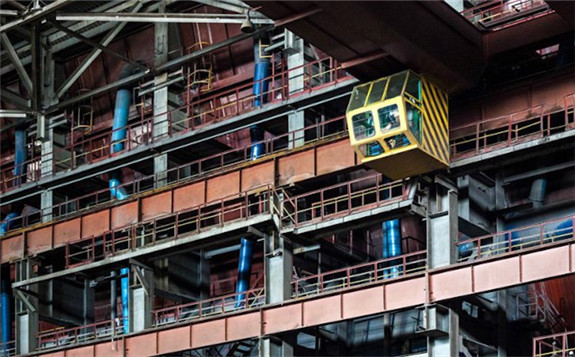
[382, 219, 402, 278]
[109, 64, 138, 201]
[0, 212, 18, 237]
[120, 267, 129, 334]
[1, 269, 11, 354]
[235, 237, 254, 308]
[249, 125, 264, 161]
[250, 36, 270, 160]
[252, 37, 270, 108]
[13, 126, 27, 186]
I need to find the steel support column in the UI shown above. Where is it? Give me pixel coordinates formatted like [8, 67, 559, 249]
[14, 260, 38, 355]
[131, 265, 154, 333]
[259, 335, 294, 357]
[265, 233, 292, 304]
[153, 15, 169, 188]
[286, 31, 305, 149]
[428, 176, 458, 269]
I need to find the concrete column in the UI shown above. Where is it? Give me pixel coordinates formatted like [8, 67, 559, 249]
[427, 176, 458, 269]
[288, 111, 305, 149]
[259, 335, 294, 357]
[428, 309, 459, 356]
[265, 233, 293, 304]
[14, 259, 38, 355]
[153, 19, 169, 188]
[286, 30, 305, 149]
[130, 265, 154, 333]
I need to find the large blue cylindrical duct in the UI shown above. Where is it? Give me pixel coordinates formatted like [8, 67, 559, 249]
[109, 64, 138, 201]
[249, 37, 270, 161]
[235, 237, 254, 308]
[382, 219, 402, 278]
[249, 125, 265, 161]
[1, 269, 11, 352]
[111, 89, 131, 154]
[252, 38, 270, 108]
[120, 267, 129, 334]
[0, 212, 18, 237]
[14, 126, 27, 186]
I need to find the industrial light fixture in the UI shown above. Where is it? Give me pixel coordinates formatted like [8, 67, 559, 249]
[240, 11, 255, 33]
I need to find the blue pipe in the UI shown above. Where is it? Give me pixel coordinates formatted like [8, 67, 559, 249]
[111, 89, 131, 154]
[13, 127, 27, 186]
[249, 125, 265, 161]
[252, 39, 270, 108]
[235, 237, 254, 308]
[120, 267, 129, 334]
[109, 65, 136, 201]
[382, 219, 402, 278]
[0, 212, 18, 237]
[1, 269, 10, 354]
[250, 38, 270, 160]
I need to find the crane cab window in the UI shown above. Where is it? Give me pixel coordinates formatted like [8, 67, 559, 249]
[384, 72, 408, 100]
[378, 105, 400, 133]
[366, 78, 388, 105]
[405, 73, 421, 102]
[347, 83, 370, 112]
[352, 111, 375, 140]
[359, 141, 384, 157]
[406, 102, 422, 143]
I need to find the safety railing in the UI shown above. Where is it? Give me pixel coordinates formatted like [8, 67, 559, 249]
[281, 174, 409, 228]
[0, 340, 16, 357]
[292, 250, 427, 299]
[0, 155, 43, 192]
[450, 95, 575, 161]
[165, 57, 350, 136]
[0, 115, 347, 237]
[37, 319, 124, 351]
[52, 116, 153, 173]
[456, 215, 574, 262]
[0, 57, 350, 194]
[515, 286, 567, 333]
[153, 287, 265, 327]
[533, 330, 575, 357]
[64, 185, 274, 269]
[460, 0, 552, 29]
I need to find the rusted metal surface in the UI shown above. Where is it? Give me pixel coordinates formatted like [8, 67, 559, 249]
[81, 210, 110, 239]
[110, 201, 138, 229]
[1, 233, 23, 262]
[141, 191, 172, 221]
[35, 237, 575, 356]
[316, 139, 356, 176]
[173, 181, 206, 212]
[206, 171, 240, 202]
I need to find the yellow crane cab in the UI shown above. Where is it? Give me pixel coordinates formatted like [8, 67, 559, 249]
[346, 70, 449, 180]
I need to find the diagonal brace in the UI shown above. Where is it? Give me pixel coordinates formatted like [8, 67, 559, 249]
[0, 33, 33, 94]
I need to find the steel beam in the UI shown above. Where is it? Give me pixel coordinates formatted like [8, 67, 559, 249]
[0, 87, 30, 109]
[0, 0, 71, 34]
[49, 24, 275, 113]
[50, 21, 147, 98]
[55, 12, 274, 24]
[54, 3, 145, 98]
[0, 33, 33, 94]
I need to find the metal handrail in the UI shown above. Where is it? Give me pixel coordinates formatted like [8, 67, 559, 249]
[456, 215, 575, 262]
[153, 287, 265, 327]
[292, 250, 427, 299]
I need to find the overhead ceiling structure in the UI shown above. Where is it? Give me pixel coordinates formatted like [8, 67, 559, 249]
[247, 0, 573, 94]
[247, 1, 484, 93]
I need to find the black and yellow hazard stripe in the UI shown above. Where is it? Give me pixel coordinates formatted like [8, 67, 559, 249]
[420, 78, 449, 165]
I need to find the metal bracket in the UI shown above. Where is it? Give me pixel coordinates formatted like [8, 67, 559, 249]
[14, 289, 36, 313]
